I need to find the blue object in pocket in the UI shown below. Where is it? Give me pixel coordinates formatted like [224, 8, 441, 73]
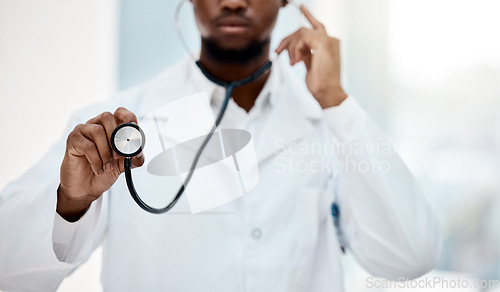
[331, 203, 346, 253]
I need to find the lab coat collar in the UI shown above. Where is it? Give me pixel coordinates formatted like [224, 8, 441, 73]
[187, 57, 276, 114]
[185, 55, 323, 118]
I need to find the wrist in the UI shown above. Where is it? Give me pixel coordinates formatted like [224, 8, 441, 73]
[57, 185, 92, 222]
[315, 86, 348, 109]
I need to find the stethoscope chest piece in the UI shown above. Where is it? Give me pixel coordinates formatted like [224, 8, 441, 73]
[111, 123, 145, 158]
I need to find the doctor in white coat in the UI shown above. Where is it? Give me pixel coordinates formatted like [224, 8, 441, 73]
[0, 1, 441, 291]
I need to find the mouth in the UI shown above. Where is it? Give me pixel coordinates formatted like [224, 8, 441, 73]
[215, 16, 250, 34]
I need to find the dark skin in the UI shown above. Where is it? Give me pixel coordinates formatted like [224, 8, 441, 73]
[192, 0, 282, 112]
[57, 0, 347, 221]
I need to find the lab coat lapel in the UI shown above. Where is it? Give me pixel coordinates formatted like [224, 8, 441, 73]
[254, 67, 322, 163]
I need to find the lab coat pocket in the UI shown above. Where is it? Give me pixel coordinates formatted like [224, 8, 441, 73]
[294, 186, 338, 288]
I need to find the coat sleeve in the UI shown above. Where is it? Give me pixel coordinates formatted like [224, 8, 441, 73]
[322, 96, 442, 280]
[0, 113, 108, 292]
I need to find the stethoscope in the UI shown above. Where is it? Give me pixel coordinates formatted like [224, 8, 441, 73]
[111, 0, 302, 214]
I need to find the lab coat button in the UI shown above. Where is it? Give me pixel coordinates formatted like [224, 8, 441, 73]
[251, 228, 262, 240]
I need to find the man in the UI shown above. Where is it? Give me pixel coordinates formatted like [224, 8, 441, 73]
[0, 0, 441, 291]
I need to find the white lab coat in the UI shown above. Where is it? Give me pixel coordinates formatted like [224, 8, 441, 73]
[0, 56, 442, 292]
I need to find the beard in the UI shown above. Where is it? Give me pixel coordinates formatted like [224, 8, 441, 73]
[202, 37, 270, 65]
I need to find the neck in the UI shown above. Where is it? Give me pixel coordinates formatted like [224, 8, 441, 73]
[198, 43, 271, 112]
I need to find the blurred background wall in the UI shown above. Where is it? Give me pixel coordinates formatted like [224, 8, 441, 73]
[0, 0, 117, 291]
[1, 0, 499, 291]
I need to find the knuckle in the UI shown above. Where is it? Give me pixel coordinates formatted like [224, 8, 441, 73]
[91, 123, 105, 134]
[67, 131, 78, 144]
[115, 107, 127, 114]
[68, 125, 83, 142]
[124, 113, 137, 122]
[74, 124, 84, 132]
[100, 111, 113, 121]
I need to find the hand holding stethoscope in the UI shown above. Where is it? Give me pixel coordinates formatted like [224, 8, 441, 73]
[57, 108, 145, 221]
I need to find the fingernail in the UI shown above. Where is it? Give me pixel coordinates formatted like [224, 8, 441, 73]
[97, 169, 104, 176]
[105, 162, 113, 171]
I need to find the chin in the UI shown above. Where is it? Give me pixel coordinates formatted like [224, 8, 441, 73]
[202, 35, 269, 63]
[212, 36, 254, 51]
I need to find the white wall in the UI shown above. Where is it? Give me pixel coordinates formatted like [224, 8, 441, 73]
[0, 0, 117, 190]
[0, 0, 117, 291]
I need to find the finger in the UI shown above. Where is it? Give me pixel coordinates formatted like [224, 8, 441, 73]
[276, 37, 295, 65]
[79, 124, 114, 172]
[292, 38, 312, 67]
[276, 35, 293, 55]
[276, 29, 304, 63]
[287, 29, 312, 64]
[302, 50, 312, 70]
[287, 36, 301, 65]
[300, 4, 326, 32]
[276, 26, 307, 55]
[131, 152, 145, 169]
[114, 107, 138, 125]
[69, 129, 104, 175]
[114, 152, 145, 174]
[87, 111, 119, 159]
[289, 31, 308, 64]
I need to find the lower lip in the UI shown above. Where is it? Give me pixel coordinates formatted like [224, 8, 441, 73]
[217, 25, 249, 34]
